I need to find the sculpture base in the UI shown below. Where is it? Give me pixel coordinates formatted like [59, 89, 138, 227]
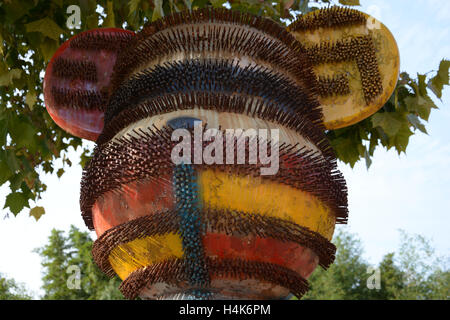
[138, 279, 294, 300]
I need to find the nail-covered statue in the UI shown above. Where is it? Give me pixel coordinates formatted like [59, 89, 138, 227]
[43, 7, 399, 300]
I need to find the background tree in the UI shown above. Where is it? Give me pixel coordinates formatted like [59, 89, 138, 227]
[35, 226, 449, 300]
[35, 226, 123, 300]
[303, 229, 449, 300]
[0, 273, 32, 300]
[2, 226, 447, 299]
[0, 0, 448, 219]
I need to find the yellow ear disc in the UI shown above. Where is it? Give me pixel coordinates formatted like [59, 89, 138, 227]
[288, 7, 400, 129]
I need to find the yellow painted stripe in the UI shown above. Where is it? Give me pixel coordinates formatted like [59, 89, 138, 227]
[198, 170, 335, 240]
[109, 233, 183, 280]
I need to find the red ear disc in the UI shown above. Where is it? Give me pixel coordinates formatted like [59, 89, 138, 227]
[43, 28, 136, 141]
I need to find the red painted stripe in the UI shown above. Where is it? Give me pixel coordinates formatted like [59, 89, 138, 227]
[44, 28, 135, 140]
[92, 176, 174, 236]
[203, 233, 319, 279]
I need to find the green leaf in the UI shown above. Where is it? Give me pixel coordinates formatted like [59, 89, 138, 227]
[103, 1, 116, 28]
[52, 0, 63, 7]
[40, 37, 59, 62]
[127, 0, 141, 28]
[42, 161, 54, 174]
[417, 74, 428, 96]
[152, 0, 164, 21]
[329, 135, 362, 167]
[79, 0, 98, 18]
[1, 0, 33, 23]
[364, 148, 372, 169]
[407, 114, 427, 134]
[5, 150, 20, 173]
[437, 59, 450, 85]
[9, 174, 24, 192]
[371, 110, 414, 155]
[371, 112, 402, 136]
[0, 153, 13, 185]
[0, 33, 4, 56]
[404, 95, 437, 121]
[0, 119, 8, 147]
[0, 69, 22, 87]
[128, 0, 141, 16]
[9, 119, 37, 149]
[25, 17, 64, 41]
[210, 0, 227, 8]
[338, 0, 360, 5]
[428, 59, 450, 99]
[56, 168, 64, 178]
[428, 79, 442, 99]
[389, 123, 413, 155]
[24, 172, 37, 190]
[29, 206, 45, 221]
[79, 147, 93, 168]
[20, 183, 34, 203]
[25, 88, 37, 110]
[4, 192, 29, 215]
[85, 13, 100, 30]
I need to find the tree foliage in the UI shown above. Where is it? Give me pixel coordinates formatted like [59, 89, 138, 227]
[35, 226, 123, 300]
[2, 226, 447, 300]
[0, 0, 448, 218]
[0, 273, 32, 300]
[303, 229, 449, 300]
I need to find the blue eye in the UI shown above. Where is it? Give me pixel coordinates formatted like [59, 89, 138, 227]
[167, 116, 201, 130]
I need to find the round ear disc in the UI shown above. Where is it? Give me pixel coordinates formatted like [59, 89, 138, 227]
[288, 7, 400, 130]
[43, 28, 136, 141]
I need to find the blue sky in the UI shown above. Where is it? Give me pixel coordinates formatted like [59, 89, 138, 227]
[0, 0, 449, 297]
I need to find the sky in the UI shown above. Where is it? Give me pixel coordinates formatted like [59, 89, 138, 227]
[0, 0, 449, 298]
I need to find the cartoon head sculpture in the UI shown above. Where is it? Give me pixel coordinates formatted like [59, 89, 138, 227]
[43, 7, 399, 300]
